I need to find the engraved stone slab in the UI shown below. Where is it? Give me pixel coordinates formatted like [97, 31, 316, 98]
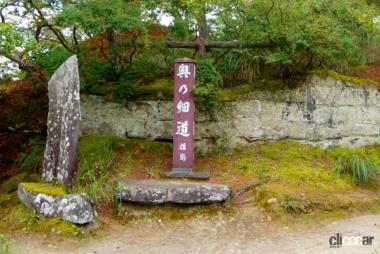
[42, 55, 80, 188]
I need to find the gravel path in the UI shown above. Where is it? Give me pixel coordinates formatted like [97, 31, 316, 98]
[8, 209, 380, 254]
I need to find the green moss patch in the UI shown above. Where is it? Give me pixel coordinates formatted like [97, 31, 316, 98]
[101, 137, 380, 222]
[89, 78, 174, 101]
[192, 140, 380, 221]
[20, 182, 67, 197]
[67, 136, 380, 222]
[131, 78, 173, 100]
[5, 135, 379, 227]
[311, 69, 379, 87]
[87, 69, 379, 104]
[0, 204, 85, 238]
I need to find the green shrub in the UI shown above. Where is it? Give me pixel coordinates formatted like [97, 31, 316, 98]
[334, 149, 379, 185]
[194, 59, 222, 110]
[79, 55, 114, 89]
[194, 83, 218, 110]
[112, 81, 136, 102]
[123, 53, 165, 82]
[196, 59, 222, 87]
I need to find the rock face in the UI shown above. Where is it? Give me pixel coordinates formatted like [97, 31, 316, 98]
[43, 55, 81, 188]
[18, 184, 95, 224]
[117, 179, 230, 204]
[81, 76, 380, 149]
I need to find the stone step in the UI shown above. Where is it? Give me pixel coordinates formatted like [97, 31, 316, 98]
[117, 179, 230, 205]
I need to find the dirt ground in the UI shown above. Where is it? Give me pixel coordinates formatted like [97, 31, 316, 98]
[7, 208, 380, 254]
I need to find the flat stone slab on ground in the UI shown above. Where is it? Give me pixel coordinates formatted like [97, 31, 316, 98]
[117, 179, 230, 204]
[160, 170, 211, 179]
[18, 184, 96, 224]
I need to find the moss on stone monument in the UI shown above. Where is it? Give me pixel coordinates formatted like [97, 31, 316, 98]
[19, 182, 67, 197]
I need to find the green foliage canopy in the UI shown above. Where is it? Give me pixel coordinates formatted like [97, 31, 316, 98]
[0, 0, 378, 91]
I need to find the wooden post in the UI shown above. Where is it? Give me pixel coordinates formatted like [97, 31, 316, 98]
[161, 58, 210, 179]
[172, 57, 196, 172]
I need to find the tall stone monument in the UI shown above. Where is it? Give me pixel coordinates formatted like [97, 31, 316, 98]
[18, 56, 96, 224]
[162, 57, 210, 179]
[42, 55, 80, 188]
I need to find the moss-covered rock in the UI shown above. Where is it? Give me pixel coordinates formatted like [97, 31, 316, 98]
[18, 183, 95, 224]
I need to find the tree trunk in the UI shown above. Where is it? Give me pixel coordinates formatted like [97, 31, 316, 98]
[197, 6, 208, 59]
[106, 28, 122, 76]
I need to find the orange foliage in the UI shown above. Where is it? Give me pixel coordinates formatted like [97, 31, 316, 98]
[82, 25, 168, 62]
[352, 64, 380, 90]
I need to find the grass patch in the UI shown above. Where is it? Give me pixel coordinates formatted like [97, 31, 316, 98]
[4, 136, 379, 227]
[14, 139, 44, 174]
[333, 148, 380, 185]
[75, 135, 125, 207]
[20, 182, 67, 197]
[202, 140, 380, 220]
[0, 234, 9, 254]
[113, 138, 172, 179]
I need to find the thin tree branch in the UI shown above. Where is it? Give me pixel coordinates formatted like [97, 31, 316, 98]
[95, 38, 112, 65]
[72, 26, 79, 49]
[128, 33, 139, 64]
[26, 0, 75, 53]
[278, 3, 283, 24]
[0, 49, 47, 87]
[265, 0, 275, 25]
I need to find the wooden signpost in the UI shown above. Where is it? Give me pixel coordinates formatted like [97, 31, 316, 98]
[162, 58, 210, 179]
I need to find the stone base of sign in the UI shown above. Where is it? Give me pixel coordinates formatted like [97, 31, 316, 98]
[160, 169, 210, 179]
[117, 179, 230, 205]
[18, 183, 96, 224]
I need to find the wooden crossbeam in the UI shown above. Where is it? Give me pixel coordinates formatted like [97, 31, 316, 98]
[165, 40, 277, 49]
